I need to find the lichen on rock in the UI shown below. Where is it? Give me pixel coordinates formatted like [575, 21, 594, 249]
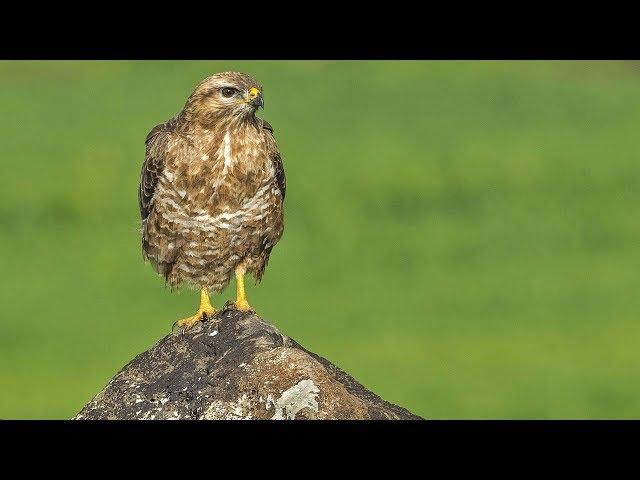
[74, 309, 422, 420]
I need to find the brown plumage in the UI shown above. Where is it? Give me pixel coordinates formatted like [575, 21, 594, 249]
[139, 72, 285, 326]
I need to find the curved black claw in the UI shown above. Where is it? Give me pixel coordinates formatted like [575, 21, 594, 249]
[171, 321, 187, 336]
[220, 300, 255, 314]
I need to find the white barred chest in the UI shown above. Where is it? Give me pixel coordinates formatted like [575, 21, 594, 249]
[153, 133, 281, 241]
[156, 179, 281, 233]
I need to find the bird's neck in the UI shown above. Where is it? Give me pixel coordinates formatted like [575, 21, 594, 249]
[178, 108, 259, 133]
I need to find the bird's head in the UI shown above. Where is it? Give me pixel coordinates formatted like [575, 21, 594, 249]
[183, 71, 264, 126]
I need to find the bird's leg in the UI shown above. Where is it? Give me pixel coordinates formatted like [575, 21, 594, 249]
[234, 265, 253, 312]
[176, 287, 216, 329]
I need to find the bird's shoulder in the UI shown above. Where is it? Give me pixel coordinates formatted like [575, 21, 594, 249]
[259, 118, 274, 134]
[145, 117, 183, 149]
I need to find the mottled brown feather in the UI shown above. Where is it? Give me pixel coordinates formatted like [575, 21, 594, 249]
[138, 72, 286, 293]
[260, 118, 286, 200]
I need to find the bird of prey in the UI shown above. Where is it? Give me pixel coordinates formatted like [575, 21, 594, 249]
[139, 72, 286, 328]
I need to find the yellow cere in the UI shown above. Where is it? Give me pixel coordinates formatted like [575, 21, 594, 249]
[248, 87, 261, 98]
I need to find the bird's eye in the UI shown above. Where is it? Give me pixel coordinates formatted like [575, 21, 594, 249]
[221, 87, 237, 98]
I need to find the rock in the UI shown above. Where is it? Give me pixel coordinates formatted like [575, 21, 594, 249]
[74, 308, 422, 420]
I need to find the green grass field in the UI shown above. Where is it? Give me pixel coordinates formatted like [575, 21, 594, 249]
[1, 60, 639, 419]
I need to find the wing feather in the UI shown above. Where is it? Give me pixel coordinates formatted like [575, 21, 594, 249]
[260, 119, 286, 199]
[138, 121, 174, 221]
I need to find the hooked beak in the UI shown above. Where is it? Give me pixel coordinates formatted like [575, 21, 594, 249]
[251, 95, 264, 109]
[248, 87, 264, 109]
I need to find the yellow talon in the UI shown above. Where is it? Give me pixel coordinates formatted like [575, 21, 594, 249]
[176, 287, 215, 329]
[233, 265, 254, 312]
[234, 298, 252, 312]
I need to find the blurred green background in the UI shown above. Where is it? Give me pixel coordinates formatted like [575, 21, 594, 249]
[1, 61, 639, 419]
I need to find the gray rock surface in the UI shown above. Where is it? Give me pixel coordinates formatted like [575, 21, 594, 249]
[75, 308, 422, 420]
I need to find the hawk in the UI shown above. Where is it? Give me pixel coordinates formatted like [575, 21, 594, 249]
[139, 72, 286, 328]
